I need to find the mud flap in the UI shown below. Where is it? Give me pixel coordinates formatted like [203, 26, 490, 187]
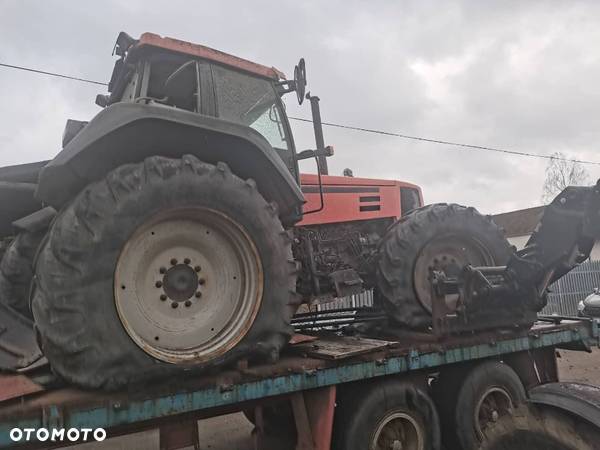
[0, 302, 44, 371]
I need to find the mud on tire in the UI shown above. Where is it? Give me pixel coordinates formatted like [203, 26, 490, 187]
[32, 155, 299, 389]
[376, 203, 511, 329]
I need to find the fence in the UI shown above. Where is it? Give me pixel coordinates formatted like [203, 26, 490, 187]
[542, 260, 600, 316]
[318, 260, 600, 317]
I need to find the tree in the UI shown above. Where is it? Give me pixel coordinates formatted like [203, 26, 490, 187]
[541, 152, 589, 204]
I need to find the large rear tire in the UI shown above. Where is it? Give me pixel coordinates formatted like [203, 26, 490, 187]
[376, 204, 511, 328]
[32, 155, 299, 389]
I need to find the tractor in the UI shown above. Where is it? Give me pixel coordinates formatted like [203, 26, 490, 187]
[0, 32, 599, 389]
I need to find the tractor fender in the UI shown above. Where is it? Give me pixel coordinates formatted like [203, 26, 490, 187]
[36, 102, 304, 224]
[528, 382, 600, 427]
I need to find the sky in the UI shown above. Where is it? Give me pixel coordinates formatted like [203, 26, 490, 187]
[1, 0, 600, 214]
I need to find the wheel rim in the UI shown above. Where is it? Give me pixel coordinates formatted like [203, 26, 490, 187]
[413, 233, 496, 312]
[475, 387, 514, 441]
[370, 411, 424, 450]
[114, 207, 263, 364]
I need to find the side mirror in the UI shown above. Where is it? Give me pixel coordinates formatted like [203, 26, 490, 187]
[294, 58, 306, 105]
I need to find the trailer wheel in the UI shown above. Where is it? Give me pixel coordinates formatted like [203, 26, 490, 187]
[478, 404, 600, 450]
[0, 230, 46, 318]
[32, 155, 298, 389]
[439, 361, 526, 450]
[332, 379, 441, 450]
[376, 204, 511, 328]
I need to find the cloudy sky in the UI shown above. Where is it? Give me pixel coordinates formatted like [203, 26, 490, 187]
[1, 0, 600, 214]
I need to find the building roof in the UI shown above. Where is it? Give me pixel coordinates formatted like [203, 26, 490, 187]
[492, 206, 545, 238]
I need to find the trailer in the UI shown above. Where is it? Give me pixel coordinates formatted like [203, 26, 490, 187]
[0, 316, 599, 450]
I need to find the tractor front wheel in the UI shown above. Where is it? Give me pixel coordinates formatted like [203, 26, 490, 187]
[376, 203, 511, 329]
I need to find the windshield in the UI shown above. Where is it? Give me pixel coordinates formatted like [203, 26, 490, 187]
[212, 65, 290, 152]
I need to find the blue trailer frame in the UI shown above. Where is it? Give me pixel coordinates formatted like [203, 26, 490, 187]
[0, 317, 597, 449]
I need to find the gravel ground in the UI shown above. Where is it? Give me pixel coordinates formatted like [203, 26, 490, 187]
[67, 346, 600, 449]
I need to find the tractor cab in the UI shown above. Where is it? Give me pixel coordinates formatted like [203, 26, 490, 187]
[95, 32, 311, 180]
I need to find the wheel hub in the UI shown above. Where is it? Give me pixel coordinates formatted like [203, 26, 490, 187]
[162, 263, 200, 302]
[114, 207, 263, 364]
[370, 411, 424, 450]
[413, 234, 495, 313]
[475, 387, 513, 441]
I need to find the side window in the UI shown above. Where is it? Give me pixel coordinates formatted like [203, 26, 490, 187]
[400, 187, 421, 216]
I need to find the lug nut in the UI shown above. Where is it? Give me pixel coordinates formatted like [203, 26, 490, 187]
[160, 294, 167, 301]
[170, 258, 178, 266]
[159, 267, 166, 274]
[194, 265, 201, 272]
[171, 302, 178, 309]
[195, 291, 202, 298]
[184, 258, 191, 264]
[185, 300, 192, 307]
[198, 278, 206, 285]
[155, 280, 163, 288]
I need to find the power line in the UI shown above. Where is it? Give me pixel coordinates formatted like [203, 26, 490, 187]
[288, 117, 600, 166]
[0, 63, 107, 86]
[1, 61, 598, 166]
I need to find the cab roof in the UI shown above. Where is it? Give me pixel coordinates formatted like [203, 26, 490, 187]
[133, 32, 286, 80]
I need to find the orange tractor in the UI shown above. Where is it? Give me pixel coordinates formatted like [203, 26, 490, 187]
[0, 32, 598, 389]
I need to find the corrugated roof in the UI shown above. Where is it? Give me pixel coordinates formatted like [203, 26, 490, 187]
[492, 206, 545, 238]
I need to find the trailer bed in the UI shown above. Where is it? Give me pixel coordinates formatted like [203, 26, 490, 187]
[0, 318, 597, 448]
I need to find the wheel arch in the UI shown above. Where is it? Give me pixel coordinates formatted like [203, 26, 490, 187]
[36, 102, 304, 225]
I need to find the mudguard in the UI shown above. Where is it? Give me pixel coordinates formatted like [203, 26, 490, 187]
[528, 382, 600, 427]
[36, 102, 304, 224]
[0, 161, 49, 236]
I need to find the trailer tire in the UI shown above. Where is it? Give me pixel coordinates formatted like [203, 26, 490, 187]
[0, 230, 46, 318]
[332, 379, 441, 450]
[32, 155, 299, 389]
[376, 203, 511, 328]
[478, 404, 600, 450]
[448, 361, 526, 450]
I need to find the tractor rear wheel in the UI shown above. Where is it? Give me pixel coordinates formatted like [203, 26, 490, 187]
[32, 155, 299, 389]
[376, 203, 511, 328]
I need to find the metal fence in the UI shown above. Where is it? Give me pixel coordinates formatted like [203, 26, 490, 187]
[542, 260, 600, 316]
[318, 260, 600, 317]
[317, 290, 374, 311]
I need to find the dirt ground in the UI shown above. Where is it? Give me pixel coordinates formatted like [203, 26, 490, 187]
[557, 347, 600, 384]
[69, 347, 600, 449]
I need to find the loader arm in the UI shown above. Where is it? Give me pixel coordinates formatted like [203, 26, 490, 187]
[432, 180, 600, 334]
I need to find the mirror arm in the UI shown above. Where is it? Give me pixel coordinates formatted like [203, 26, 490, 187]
[296, 146, 334, 161]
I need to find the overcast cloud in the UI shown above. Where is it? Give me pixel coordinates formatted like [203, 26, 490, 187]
[1, 0, 599, 214]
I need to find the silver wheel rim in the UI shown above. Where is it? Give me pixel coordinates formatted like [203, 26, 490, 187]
[114, 207, 263, 364]
[370, 411, 424, 450]
[475, 387, 514, 441]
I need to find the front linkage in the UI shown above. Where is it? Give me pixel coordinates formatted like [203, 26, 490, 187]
[432, 180, 600, 335]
